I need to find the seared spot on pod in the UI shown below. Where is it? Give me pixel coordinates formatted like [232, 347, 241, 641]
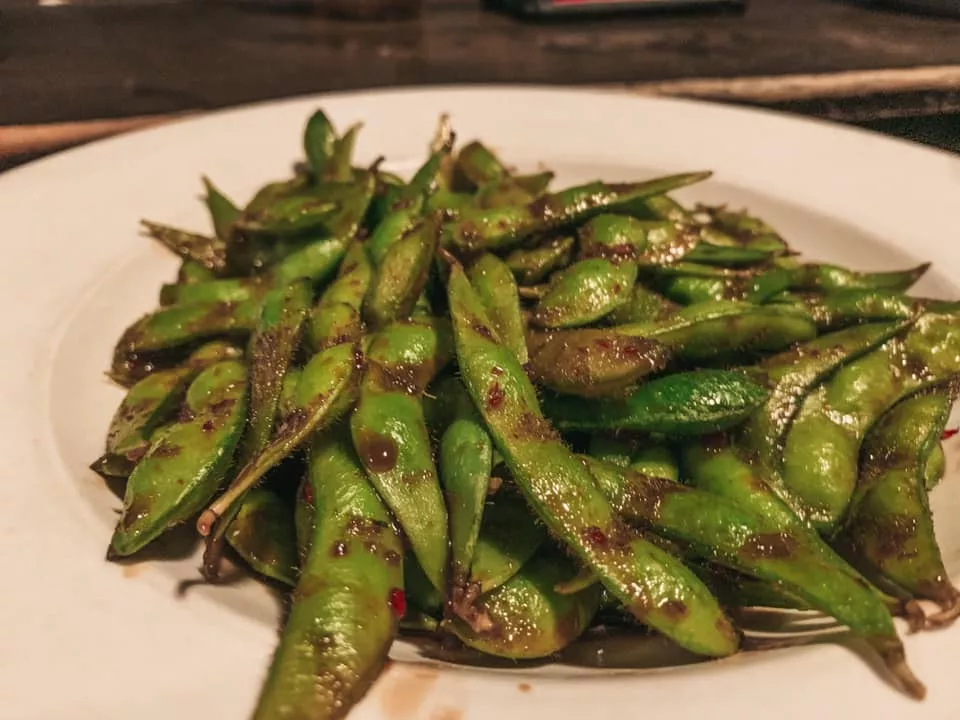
[486, 382, 505, 410]
[330, 540, 349, 558]
[471, 320, 496, 342]
[276, 408, 309, 437]
[364, 541, 379, 555]
[153, 442, 181, 458]
[126, 446, 148, 463]
[202, 420, 215, 432]
[658, 599, 689, 620]
[622, 474, 684, 522]
[872, 514, 920, 560]
[355, 428, 399, 473]
[581, 526, 608, 547]
[389, 588, 407, 618]
[208, 398, 237, 417]
[301, 481, 314, 506]
[346, 516, 390, 538]
[739, 532, 798, 559]
[371, 361, 432, 395]
[383, 550, 402, 567]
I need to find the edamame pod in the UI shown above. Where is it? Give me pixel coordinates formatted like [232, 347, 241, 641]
[468, 488, 546, 595]
[226, 487, 299, 587]
[350, 317, 453, 591]
[450, 550, 602, 659]
[446, 257, 739, 658]
[468, 253, 528, 364]
[439, 380, 493, 587]
[444, 172, 711, 254]
[253, 426, 403, 720]
[504, 235, 575, 285]
[542, 369, 768, 436]
[616, 301, 817, 365]
[525, 327, 668, 399]
[141, 220, 226, 273]
[842, 384, 960, 627]
[110, 360, 248, 556]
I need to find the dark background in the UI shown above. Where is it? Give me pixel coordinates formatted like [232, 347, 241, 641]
[1, 0, 959, 171]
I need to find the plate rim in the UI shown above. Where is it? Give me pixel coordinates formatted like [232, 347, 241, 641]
[2, 84, 959, 720]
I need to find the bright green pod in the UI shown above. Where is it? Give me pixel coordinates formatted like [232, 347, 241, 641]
[606, 283, 679, 324]
[586, 457, 911, 647]
[446, 259, 739, 658]
[740, 321, 910, 484]
[109, 360, 248, 556]
[468, 489, 546, 595]
[468, 253, 528, 365]
[782, 311, 960, 531]
[253, 426, 403, 720]
[786, 261, 930, 294]
[307, 239, 373, 351]
[450, 550, 602, 659]
[454, 140, 510, 189]
[111, 298, 262, 385]
[678, 437, 924, 697]
[100, 341, 242, 473]
[525, 328, 668, 399]
[326, 122, 362, 182]
[629, 441, 679, 480]
[843, 385, 960, 626]
[350, 317, 453, 591]
[439, 381, 493, 587]
[240, 280, 313, 464]
[532, 258, 637, 328]
[202, 176, 241, 241]
[226, 487, 299, 587]
[444, 172, 712, 254]
[160, 277, 266, 308]
[542, 369, 768, 436]
[700, 206, 789, 254]
[195, 340, 363, 577]
[616, 300, 817, 365]
[364, 215, 440, 329]
[141, 220, 226, 273]
[504, 235, 576, 285]
[303, 107, 337, 178]
[177, 260, 216, 285]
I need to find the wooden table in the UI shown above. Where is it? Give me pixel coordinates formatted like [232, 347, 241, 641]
[2, 0, 960, 168]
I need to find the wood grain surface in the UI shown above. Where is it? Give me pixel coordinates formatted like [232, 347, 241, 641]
[2, 0, 959, 127]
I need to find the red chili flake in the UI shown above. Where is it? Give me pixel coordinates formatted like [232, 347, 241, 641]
[942, 428, 959, 441]
[301, 482, 314, 506]
[486, 382, 505, 410]
[595, 338, 612, 350]
[388, 588, 407, 618]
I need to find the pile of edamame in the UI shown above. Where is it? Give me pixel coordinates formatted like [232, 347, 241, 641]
[94, 108, 960, 718]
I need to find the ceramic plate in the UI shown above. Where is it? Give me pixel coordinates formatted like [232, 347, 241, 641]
[2, 87, 959, 720]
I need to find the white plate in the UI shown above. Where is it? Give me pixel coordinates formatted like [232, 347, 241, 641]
[2, 87, 960, 720]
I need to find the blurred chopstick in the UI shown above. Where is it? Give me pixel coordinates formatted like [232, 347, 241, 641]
[0, 113, 189, 158]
